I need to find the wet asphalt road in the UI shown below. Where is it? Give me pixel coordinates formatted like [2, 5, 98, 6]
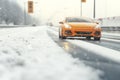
[48, 30, 120, 80]
[84, 39, 120, 51]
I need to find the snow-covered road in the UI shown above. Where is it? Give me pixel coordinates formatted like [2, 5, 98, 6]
[0, 26, 102, 80]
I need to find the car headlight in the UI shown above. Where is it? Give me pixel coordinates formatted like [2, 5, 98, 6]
[95, 25, 101, 28]
[64, 24, 71, 28]
[95, 25, 101, 29]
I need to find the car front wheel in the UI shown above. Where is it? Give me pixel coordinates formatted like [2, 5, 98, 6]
[59, 28, 66, 39]
[94, 37, 100, 41]
[61, 36, 66, 39]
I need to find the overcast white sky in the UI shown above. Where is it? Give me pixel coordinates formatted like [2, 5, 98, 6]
[16, 0, 120, 24]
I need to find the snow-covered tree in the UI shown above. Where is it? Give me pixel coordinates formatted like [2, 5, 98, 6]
[0, 0, 39, 25]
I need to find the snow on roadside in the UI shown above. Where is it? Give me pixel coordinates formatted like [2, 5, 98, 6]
[68, 39, 120, 63]
[102, 38, 120, 43]
[0, 26, 102, 80]
[102, 32, 120, 37]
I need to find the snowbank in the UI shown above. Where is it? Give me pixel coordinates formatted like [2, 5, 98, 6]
[0, 26, 102, 80]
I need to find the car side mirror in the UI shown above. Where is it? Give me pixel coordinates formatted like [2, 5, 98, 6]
[95, 22, 99, 24]
[59, 22, 64, 24]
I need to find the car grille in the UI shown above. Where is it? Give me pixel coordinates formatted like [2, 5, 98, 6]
[75, 31, 92, 35]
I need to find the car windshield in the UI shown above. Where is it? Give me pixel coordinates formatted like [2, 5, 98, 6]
[66, 17, 94, 23]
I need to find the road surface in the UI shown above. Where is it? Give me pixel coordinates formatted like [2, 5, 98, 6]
[48, 26, 120, 80]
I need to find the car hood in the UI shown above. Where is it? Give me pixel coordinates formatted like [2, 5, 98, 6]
[67, 22, 97, 28]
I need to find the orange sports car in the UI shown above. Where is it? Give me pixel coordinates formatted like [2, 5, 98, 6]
[59, 17, 101, 40]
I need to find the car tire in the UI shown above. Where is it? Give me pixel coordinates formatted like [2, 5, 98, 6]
[61, 36, 66, 39]
[59, 28, 62, 39]
[59, 35, 61, 39]
[94, 37, 100, 41]
[59, 28, 66, 39]
[59, 31, 66, 39]
[59, 32, 61, 39]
